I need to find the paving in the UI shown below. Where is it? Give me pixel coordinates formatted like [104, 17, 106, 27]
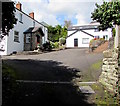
[2, 48, 103, 105]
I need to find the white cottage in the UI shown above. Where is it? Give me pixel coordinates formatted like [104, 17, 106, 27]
[0, 2, 48, 55]
[66, 22, 112, 48]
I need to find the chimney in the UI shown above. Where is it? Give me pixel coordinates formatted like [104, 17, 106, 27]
[29, 12, 34, 19]
[16, 2, 22, 11]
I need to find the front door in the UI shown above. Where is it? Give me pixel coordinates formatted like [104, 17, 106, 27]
[74, 38, 78, 47]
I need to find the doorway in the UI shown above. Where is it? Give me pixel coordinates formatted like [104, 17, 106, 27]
[74, 38, 78, 47]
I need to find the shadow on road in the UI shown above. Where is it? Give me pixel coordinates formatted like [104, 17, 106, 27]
[2, 59, 95, 105]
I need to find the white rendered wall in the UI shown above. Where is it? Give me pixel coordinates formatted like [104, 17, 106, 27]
[66, 31, 93, 48]
[66, 28, 112, 48]
[0, 36, 8, 55]
[1, 9, 48, 55]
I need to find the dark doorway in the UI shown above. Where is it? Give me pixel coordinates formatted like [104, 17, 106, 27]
[36, 35, 40, 50]
[74, 38, 78, 47]
[36, 35, 40, 43]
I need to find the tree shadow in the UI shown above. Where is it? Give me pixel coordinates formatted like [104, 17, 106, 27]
[2, 59, 95, 105]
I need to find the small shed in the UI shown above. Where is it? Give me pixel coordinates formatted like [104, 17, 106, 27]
[23, 27, 44, 51]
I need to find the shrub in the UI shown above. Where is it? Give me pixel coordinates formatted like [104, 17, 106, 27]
[50, 41, 55, 49]
[54, 42, 59, 48]
[42, 41, 52, 51]
[59, 37, 66, 46]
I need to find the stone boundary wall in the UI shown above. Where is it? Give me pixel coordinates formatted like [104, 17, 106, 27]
[99, 48, 119, 95]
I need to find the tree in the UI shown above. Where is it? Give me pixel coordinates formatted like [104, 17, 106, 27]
[91, 1, 120, 31]
[2, 1, 17, 36]
[48, 25, 67, 42]
[91, 1, 120, 48]
[64, 20, 72, 28]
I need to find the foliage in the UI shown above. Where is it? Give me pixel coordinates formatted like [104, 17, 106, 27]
[54, 42, 59, 48]
[2, 1, 17, 35]
[42, 41, 52, 51]
[48, 25, 67, 42]
[112, 28, 116, 37]
[91, 1, 120, 31]
[59, 37, 66, 46]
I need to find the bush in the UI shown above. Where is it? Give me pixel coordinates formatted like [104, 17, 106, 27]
[42, 41, 52, 51]
[59, 37, 66, 46]
[54, 42, 59, 48]
[50, 41, 55, 49]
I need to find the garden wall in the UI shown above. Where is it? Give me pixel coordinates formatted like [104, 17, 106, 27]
[99, 48, 119, 96]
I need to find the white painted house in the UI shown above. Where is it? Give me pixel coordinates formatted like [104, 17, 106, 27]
[0, 2, 48, 55]
[66, 22, 112, 48]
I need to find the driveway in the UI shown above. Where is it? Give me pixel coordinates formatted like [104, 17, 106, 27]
[2, 48, 103, 105]
[2, 48, 103, 81]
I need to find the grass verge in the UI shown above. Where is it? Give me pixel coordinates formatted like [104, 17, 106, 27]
[90, 83, 118, 105]
[2, 63, 18, 105]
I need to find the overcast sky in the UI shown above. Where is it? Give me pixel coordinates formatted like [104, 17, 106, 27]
[12, 0, 110, 26]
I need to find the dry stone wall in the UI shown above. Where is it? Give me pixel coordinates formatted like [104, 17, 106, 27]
[99, 48, 119, 95]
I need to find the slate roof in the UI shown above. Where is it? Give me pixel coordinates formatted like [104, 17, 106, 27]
[23, 27, 44, 36]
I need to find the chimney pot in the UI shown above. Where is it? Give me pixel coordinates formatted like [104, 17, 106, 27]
[29, 12, 34, 19]
[16, 2, 22, 11]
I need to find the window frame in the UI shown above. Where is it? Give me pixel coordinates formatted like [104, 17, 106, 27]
[25, 34, 31, 44]
[82, 38, 89, 44]
[14, 31, 19, 42]
[19, 13, 23, 23]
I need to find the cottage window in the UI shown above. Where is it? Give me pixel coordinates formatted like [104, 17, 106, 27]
[26, 34, 31, 43]
[82, 38, 89, 44]
[19, 13, 23, 23]
[14, 31, 19, 42]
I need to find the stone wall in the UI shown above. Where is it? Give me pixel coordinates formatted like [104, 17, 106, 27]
[99, 48, 119, 95]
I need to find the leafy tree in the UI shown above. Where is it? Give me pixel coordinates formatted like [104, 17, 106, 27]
[2, 1, 17, 36]
[91, 1, 120, 31]
[48, 25, 67, 42]
[61, 26, 67, 38]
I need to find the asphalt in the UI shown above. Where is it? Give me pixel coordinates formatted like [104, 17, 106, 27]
[2, 48, 103, 105]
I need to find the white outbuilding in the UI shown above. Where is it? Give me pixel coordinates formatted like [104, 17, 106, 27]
[66, 22, 112, 48]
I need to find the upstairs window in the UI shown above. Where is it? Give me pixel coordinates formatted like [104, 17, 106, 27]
[19, 13, 23, 23]
[14, 31, 19, 42]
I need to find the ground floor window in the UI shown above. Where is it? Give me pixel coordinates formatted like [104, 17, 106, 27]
[14, 31, 19, 42]
[26, 34, 31, 43]
[82, 38, 89, 44]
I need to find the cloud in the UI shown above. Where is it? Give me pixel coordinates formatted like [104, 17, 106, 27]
[13, 0, 108, 26]
[75, 14, 87, 25]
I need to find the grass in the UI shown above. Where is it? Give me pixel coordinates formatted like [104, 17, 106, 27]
[81, 60, 102, 82]
[90, 83, 118, 105]
[90, 60, 102, 71]
[2, 63, 17, 79]
[2, 63, 19, 106]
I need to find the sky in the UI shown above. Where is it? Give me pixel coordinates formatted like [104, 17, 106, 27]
[12, 0, 110, 26]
